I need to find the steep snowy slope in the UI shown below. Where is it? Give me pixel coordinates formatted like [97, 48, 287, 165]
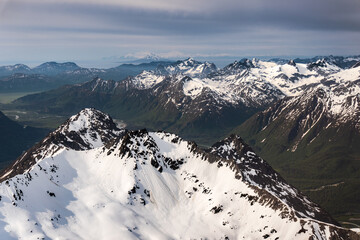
[0, 109, 357, 240]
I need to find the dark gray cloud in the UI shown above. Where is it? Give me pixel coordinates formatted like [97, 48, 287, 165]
[7, 0, 360, 34]
[0, 0, 359, 66]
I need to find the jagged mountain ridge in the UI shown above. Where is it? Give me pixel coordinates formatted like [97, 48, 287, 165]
[163, 57, 217, 77]
[293, 55, 360, 69]
[0, 108, 357, 239]
[233, 65, 360, 218]
[131, 57, 345, 106]
[243, 65, 360, 135]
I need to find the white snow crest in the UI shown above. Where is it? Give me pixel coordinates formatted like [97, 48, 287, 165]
[0, 131, 342, 240]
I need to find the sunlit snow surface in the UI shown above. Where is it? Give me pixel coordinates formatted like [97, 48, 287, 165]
[0, 121, 352, 240]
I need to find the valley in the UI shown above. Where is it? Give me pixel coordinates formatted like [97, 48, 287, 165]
[0, 92, 41, 104]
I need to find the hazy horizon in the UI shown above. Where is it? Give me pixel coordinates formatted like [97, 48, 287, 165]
[1, 53, 360, 69]
[0, 0, 360, 66]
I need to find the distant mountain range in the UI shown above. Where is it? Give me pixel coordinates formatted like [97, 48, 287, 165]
[0, 61, 174, 92]
[8, 56, 360, 143]
[1, 55, 359, 93]
[0, 108, 357, 239]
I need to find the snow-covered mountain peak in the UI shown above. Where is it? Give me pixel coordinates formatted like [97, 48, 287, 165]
[1, 118, 359, 238]
[250, 58, 260, 67]
[0, 109, 124, 182]
[220, 59, 255, 74]
[316, 58, 327, 66]
[143, 53, 161, 61]
[164, 58, 217, 78]
[297, 65, 360, 118]
[0, 109, 358, 239]
[182, 57, 196, 65]
[46, 108, 124, 152]
[288, 59, 296, 66]
[32, 62, 81, 75]
[10, 64, 31, 71]
[257, 72, 360, 152]
[60, 108, 122, 147]
[307, 58, 341, 73]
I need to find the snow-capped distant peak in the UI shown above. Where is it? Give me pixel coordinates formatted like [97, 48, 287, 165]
[288, 59, 296, 66]
[143, 53, 161, 61]
[182, 57, 196, 65]
[221, 59, 255, 73]
[307, 59, 341, 73]
[163, 58, 217, 78]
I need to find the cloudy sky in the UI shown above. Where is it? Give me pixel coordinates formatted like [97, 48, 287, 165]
[0, 0, 360, 67]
